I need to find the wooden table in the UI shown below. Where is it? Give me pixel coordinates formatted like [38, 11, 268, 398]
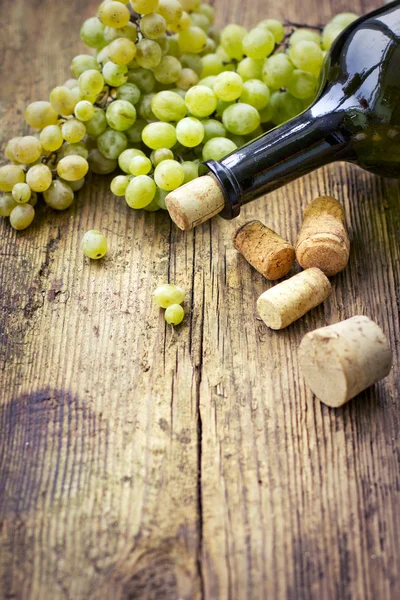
[1, 0, 399, 598]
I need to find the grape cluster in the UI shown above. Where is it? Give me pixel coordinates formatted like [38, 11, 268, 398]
[0, 1, 358, 229]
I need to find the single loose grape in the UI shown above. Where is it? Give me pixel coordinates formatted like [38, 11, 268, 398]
[141, 13, 167, 39]
[98, 129, 128, 159]
[262, 54, 294, 90]
[111, 174, 130, 196]
[135, 39, 162, 69]
[108, 38, 136, 65]
[177, 68, 200, 90]
[289, 41, 324, 75]
[57, 156, 89, 181]
[202, 137, 237, 161]
[80, 17, 107, 49]
[151, 91, 187, 122]
[43, 180, 74, 210]
[26, 165, 53, 192]
[222, 103, 261, 135]
[153, 283, 185, 308]
[242, 27, 275, 60]
[0, 194, 18, 216]
[12, 183, 31, 204]
[185, 85, 217, 117]
[181, 161, 199, 183]
[178, 26, 207, 54]
[10, 204, 35, 230]
[71, 55, 101, 78]
[214, 72, 243, 102]
[75, 100, 95, 121]
[257, 19, 285, 43]
[153, 56, 182, 84]
[61, 119, 87, 143]
[82, 230, 108, 259]
[118, 148, 146, 173]
[106, 100, 137, 131]
[240, 79, 270, 110]
[13, 137, 42, 164]
[202, 119, 227, 143]
[102, 61, 128, 86]
[236, 57, 264, 82]
[98, 2, 130, 28]
[165, 304, 185, 326]
[0, 165, 25, 192]
[129, 156, 152, 176]
[85, 107, 108, 137]
[130, 0, 159, 14]
[150, 148, 174, 167]
[125, 175, 156, 209]
[142, 122, 177, 150]
[154, 160, 185, 191]
[24, 101, 58, 129]
[40, 125, 64, 151]
[220, 24, 247, 60]
[176, 117, 205, 147]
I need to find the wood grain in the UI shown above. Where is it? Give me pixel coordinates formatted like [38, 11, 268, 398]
[0, 1, 399, 599]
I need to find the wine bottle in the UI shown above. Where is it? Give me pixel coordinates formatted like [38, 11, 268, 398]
[166, 0, 400, 230]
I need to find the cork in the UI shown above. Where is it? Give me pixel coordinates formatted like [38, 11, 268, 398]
[299, 316, 392, 407]
[257, 267, 331, 330]
[233, 220, 295, 280]
[295, 196, 350, 276]
[165, 175, 225, 230]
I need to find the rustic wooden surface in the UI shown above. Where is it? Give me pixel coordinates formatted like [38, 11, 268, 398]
[0, 0, 399, 598]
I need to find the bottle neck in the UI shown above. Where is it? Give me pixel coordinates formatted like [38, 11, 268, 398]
[204, 108, 352, 220]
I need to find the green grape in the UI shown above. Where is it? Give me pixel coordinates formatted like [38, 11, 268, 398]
[111, 174, 130, 196]
[180, 53, 203, 76]
[106, 100, 137, 131]
[289, 29, 322, 47]
[141, 13, 167, 39]
[198, 76, 216, 89]
[269, 90, 304, 125]
[153, 283, 185, 308]
[185, 85, 217, 117]
[222, 103, 260, 135]
[13, 136, 42, 164]
[202, 38, 217, 55]
[62, 177, 86, 192]
[321, 23, 343, 51]
[181, 161, 199, 183]
[157, 0, 183, 25]
[0, 165, 25, 192]
[151, 91, 187, 121]
[10, 204, 35, 230]
[79, 70, 105, 97]
[130, 0, 159, 14]
[26, 165, 53, 192]
[142, 197, 160, 212]
[129, 156, 152, 176]
[154, 160, 185, 191]
[104, 22, 137, 43]
[236, 57, 264, 82]
[85, 107, 108, 136]
[0, 194, 18, 216]
[81, 230, 108, 259]
[12, 183, 31, 204]
[59, 142, 89, 160]
[118, 148, 146, 172]
[240, 79, 270, 110]
[177, 68, 199, 90]
[88, 149, 118, 174]
[142, 122, 177, 149]
[257, 19, 284, 43]
[125, 175, 156, 209]
[40, 125, 64, 152]
[128, 67, 156, 93]
[96, 47, 110, 65]
[61, 119, 86, 143]
[102, 61, 128, 86]
[135, 39, 162, 69]
[289, 41, 324, 75]
[214, 72, 243, 102]
[75, 100, 95, 121]
[245, 124, 263, 141]
[57, 156, 89, 181]
[169, 88, 187, 98]
[125, 119, 147, 143]
[71, 55, 101, 78]
[331, 13, 358, 28]
[208, 25, 221, 45]
[180, 0, 199, 11]
[5, 137, 22, 162]
[202, 137, 237, 161]
[165, 35, 180, 58]
[150, 148, 174, 166]
[154, 187, 168, 209]
[202, 119, 226, 143]
[165, 304, 185, 325]
[64, 78, 79, 89]
[49, 86, 76, 116]
[262, 53, 294, 89]
[43, 180, 74, 210]
[108, 38, 137, 65]
[176, 117, 204, 147]
[190, 13, 210, 33]
[286, 69, 317, 99]
[178, 26, 207, 54]
[242, 27, 275, 60]
[220, 24, 247, 60]
[258, 103, 273, 123]
[200, 54, 224, 77]
[116, 83, 141, 105]
[24, 101, 58, 129]
[98, 128, 128, 159]
[138, 93, 157, 120]
[226, 133, 245, 147]
[153, 56, 182, 84]
[198, 3, 215, 22]
[80, 17, 107, 49]
[27, 190, 38, 207]
[98, 2, 130, 28]
[215, 99, 234, 117]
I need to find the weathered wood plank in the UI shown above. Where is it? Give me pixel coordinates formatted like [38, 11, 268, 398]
[0, 0, 399, 599]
